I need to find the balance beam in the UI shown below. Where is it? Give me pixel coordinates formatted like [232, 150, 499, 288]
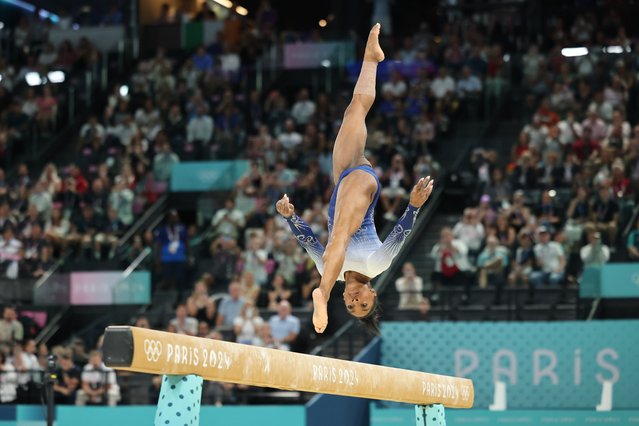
[102, 326, 474, 409]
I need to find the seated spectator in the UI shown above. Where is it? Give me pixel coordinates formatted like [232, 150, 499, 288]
[109, 178, 134, 226]
[452, 208, 485, 261]
[291, 89, 316, 126]
[394, 262, 425, 310]
[187, 105, 214, 158]
[476, 235, 509, 288]
[0, 226, 22, 279]
[216, 282, 245, 328]
[35, 86, 57, 133]
[76, 350, 119, 406]
[240, 271, 261, 305]
[267, 274, 292, 310]
[211, 198, 245, 240]
[530, 226, 565, 286]
[627, 217, 639, 261]
[300, 269, 321, 308]
[278, 118, 303, 151]
[267, 301, 300, 351]
[536, 190, 562, 230]
[580, 230, 610, 268]
[511, 151, 537, 190]
[477, 194, 497, 228]
[591, 186, 619, 246]
[233, 301, 264, 345]
[169, 304, 198, 336]
[430, 227, 473, 291]
[53, 349, 81, 405]
[253, 323, 276, 349]
[430, 67, 455, 100]
[197, 322, 210, 338]
[382, 70, 408, 99]
[380, 154, 412, 221]
[31, 244, 55, 278]
[565, 186, 591, 245]
[0, 351, 17, 404]
[186, 281, 216, 326]
[80, 115, 105, 143]
[457, 66, 482, 99]
[192, 46, 213, 73]
[153, 141, 180, 182]
[12, 339, 41, 404]
[508, 232, 535, 287]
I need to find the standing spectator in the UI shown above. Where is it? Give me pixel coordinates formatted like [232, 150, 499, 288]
[0, 306, 23, 350]
[291, 89, 316, 126]
[216, 282, 245, 328]
[0, 351, 17, 404]
[394, 262, 425, 310]
[233, 301, 264, 345]
[153, 141, 180, 182]
[591, 186, 619, 246]
[210, 236, 240, 288]
[187, 105, 214, 158]
[53, 349, 81, 405]
[155, 210, 189, 295]
[530, 226, 565, 286]
[627, 217, 639, 261]
[169, 304, 198, 336]
[267, 301, 300, 351]
[476, 235, 509, 288]
[76, 350, 119, 406]
[580, 230, 610, 268]
[211, 199, 245, 240]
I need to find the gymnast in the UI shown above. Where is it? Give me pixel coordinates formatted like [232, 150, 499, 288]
[276, 23, 434, 335]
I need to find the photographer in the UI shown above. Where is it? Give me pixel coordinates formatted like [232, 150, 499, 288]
[53, 350, 80, 405]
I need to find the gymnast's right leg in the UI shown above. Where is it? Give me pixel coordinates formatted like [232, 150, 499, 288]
[331, 23, 385, 184]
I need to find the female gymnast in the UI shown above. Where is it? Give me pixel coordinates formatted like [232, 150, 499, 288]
[276, 23, 434, 334]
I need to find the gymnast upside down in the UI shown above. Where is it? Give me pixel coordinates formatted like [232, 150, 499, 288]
[276, 23, 434, 334]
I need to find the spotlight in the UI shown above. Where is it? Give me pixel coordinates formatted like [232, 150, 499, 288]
[605, 45, 623, 54]
[25, 72, 43, 87]
[321, 59, 331, 68]
[561, 47, 588, 57]
[235, 6, 248, 16]
[119, 85, 129, 97]
[47, 71, 65, 83]
[319, 19, 327, 27]
[213, 0, 233, 8]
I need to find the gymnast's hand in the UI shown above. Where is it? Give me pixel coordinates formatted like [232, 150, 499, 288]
[276, 194, 295, 218]
[409, 177, 434, 208]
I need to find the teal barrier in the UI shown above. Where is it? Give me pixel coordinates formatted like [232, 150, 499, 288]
[382, 321, 639, 409]
[581, 264, 639, 298]
[371, 406, 639, 425]
[0, 405, 306, 426]
[170, 160, 250, 192]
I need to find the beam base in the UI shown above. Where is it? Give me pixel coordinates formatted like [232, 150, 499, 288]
[155, 375, 203, 426]
[415, 404, 446, 426]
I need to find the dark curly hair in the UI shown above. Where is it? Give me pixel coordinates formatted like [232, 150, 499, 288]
[356, 298, 381, 336]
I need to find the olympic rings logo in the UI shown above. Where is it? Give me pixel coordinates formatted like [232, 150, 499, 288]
[144, 339, 162, 362]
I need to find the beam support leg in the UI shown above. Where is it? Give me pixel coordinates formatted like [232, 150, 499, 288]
[155, 375, 203, 426]
[415, 404, 446, 426]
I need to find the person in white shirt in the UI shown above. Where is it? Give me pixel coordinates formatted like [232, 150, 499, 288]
[290, 89, 316, 125]
[134, 98, 162, 141]
[0, 227, 22, 279]
[107, 114, 138, 147]
[169, 303, 198, 335]
[557, 110, 582, 147]
[530, 226, 565, 286]
[0, 351, 17, 403]
[80, 115, 106, 143]
[211, 198, 246, 240]
[430, 67, 455, 100]
[580, 230, 610, 268]
[76, 350, 120, 406]
[394, 262, 424, 310]
[456, 66, 482, 99]
[278, 119, 303, 150]
[452, 208, 485, 259]
[187, 105, 214, 145]
[233, 301, 264, 345]
[12, 339, 42, 399]
[430, 227, 473, 288]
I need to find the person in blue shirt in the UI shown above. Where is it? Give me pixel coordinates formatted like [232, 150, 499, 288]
[155, 210, 189, 297]
[275, 24, 434, 335]
[192, 46, 213, 73]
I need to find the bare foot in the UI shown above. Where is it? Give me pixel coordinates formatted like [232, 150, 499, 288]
[364, 23, 385, 63]
[312, 288, 328, 334]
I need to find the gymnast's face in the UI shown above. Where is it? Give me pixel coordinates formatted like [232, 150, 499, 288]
[343, 280, 377, 318]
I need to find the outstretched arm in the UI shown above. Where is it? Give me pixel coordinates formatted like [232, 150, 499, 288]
[370, 177, 434, 271]
[276, 194, 325, 273]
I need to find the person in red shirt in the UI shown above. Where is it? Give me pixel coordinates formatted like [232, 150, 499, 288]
[572, 126, 601, 161]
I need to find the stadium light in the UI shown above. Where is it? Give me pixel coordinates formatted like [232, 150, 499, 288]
[47, 70, 65, 84]
[321, 59, 331, 68]
[604, 45, 624, 54]
[561, 47, 588, 57]
[319, 19, 327, 27]
[213, 0, 233, 8]
[25, 72, 43, 87]
[119, 85, 129, 97]
[0, 22, 4, 30]
[235, 5, 248, 15]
